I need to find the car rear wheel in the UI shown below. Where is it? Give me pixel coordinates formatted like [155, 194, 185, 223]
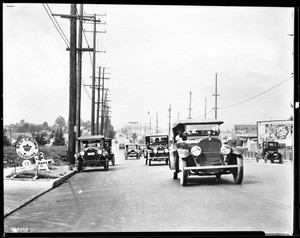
[179, 160, 188, 186]
[232, 157, 243, 184]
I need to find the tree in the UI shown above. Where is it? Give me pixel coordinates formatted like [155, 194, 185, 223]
[42, 121, 49, 130]
[52, 128, 65, 146]
[3, 131, 10, 146]
[33, 132, 48, 146]
[55, 116, 66, 129]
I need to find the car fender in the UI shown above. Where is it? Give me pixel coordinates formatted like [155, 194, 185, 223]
[169, 150, 177, 170]
[232, 146, 245, 155]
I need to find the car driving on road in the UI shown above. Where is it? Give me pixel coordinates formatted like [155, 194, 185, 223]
[124, 144, 140, 160]
[169, 119, 244, 186]
[75, 135, 110, 171]
[260, 141, 283, 163]
[144, 134, 169, 166]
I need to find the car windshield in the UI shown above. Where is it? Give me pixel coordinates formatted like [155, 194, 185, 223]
[81, 140, 102, 148]
[150, 137, 168, 145]
[127, 145, 137, 150]
[184, 124, 220, 138]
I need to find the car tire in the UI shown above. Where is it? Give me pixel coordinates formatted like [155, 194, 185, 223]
[112, 157, 115, 166]
[104, 161, 109, 171]
[232, 156, 243, 184]
[76, 163, 83, 172]
[216, 173, 221, 180]
[179, 159, 188, 186]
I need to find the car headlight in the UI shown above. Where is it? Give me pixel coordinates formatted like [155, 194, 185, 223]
[177, 148, 190, 158]
[80, 151, 85, 156]
[97, 150, 102, 155]
[221, 145, 232, 155]
[164, 148, 169, 153]
[103, 151, 108, 156]
[153, 149, 158, 153]
[191, 146, 201, 156]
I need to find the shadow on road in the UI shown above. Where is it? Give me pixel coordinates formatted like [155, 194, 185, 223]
[184, 176, 260, 186]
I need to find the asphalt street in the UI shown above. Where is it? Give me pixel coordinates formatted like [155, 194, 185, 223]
[4, 141, 293, 234]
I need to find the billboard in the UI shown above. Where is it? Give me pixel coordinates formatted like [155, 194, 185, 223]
[257, 120, 293, 146]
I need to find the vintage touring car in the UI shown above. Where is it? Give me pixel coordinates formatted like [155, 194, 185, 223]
[260, 141, 283, 163]
[124, 144, 140, 160]
[169, 119, 244, 186]
[144, 134, 169, 166]
[104, 138, 115, 166]
[74, 135, 110, 171]
[119, 143, 125, 150]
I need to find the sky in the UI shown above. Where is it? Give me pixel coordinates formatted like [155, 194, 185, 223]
[3, 4, 294, 132]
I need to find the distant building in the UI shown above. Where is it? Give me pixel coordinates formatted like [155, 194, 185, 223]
[233, 124, 258, 152]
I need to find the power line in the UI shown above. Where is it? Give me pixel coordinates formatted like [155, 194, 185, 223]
[42, 4, 69, 48]
[196, 75, 293, 118]
[46, 4, 70, 45]
[220, 76, 293, 110]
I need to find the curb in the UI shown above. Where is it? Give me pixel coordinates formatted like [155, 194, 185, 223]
[4, 170, 77, 218]
[52, 170, 77, 188]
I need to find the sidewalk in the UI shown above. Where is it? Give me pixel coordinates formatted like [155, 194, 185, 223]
[4, 169, 77, 217]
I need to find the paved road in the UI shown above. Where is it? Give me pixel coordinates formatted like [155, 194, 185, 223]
[4, 142, 293, 234]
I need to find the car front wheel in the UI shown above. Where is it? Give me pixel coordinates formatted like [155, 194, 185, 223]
[76, 163, 83, 172]
[232, 156, 243, 184]
[179, 159, 188, 186]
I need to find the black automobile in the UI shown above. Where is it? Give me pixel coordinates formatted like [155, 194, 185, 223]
[144, 134, 169, 166]
[125, 144, 140, 160]
[104, 138, 115, 166]
[261, 141, 283, 163]
[169, 119, 244, 186]
[75, 135, 109, 171]
[119, 143, 125, 150]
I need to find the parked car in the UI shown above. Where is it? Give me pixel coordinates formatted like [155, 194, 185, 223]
[74, 135, 109, 171]
[119, 143, 125, 150]
[169, 119, 244, 186]
[104, 138, 115, 166]
[125, 144, 140, 159]
[260, 141, 283, 163]
[144, 134, 169, 166]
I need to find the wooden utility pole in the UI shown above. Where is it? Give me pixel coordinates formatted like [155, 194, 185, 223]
[188, 91, 192, 119]
[155, 111, 158, 134]
[204, 97, 207, 119]
[76, 4, 83, 153]
[149, 116, 151, 134]
[100, 68, 106, 135]
[68, 4, 77, 164]
[96, 66, 101, 134]
[168, 104, 171, 140]
[91, 14, 97, 135]
[212, 73, 220, 119]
